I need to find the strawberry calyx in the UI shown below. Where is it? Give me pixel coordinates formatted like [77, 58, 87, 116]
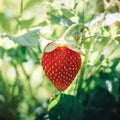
[44, 40, 79, 53]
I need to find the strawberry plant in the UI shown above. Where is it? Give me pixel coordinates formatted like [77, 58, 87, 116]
[0, 0, 120, 120]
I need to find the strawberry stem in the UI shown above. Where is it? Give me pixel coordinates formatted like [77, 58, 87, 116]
[76, 57, 88, 99]
[62, 23, 90, 41]
[76, 42, 91, 99]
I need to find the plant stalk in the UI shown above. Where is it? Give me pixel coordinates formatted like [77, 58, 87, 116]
[62, 23, 89, 41]
[19, 0, 23, 30]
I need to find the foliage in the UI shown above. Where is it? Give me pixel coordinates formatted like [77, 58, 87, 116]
[0, 0, 120, 120]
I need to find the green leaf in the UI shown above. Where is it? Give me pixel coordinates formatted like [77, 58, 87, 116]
[48, 94, 61, 111]
[92, 37, 110, 54]
[61, 8, 74, 18]
[0, 13, 11, 33]
[114, 34, 120, 43]
[7, 48, 17, 58]
[97, 60, 120, 98]
[49, 94, 83, 120]
[102, 39, 120, 60]
[0, 47, 5, 58]
[60, 15, 73, 26]
[47, 12, 73, 25]
[7, 47, 28, 62]
[38, 21, 48, 26]
[8, 29, 40, 47]
[88, 37, 110, 67]
[20, 18, 34, 29]
[24, 0, 44, 10]
[97, 78, 119, 99]
[48, 13, 61, 24]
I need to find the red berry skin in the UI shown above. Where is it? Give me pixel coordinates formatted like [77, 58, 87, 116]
[41, 45, 82, 91]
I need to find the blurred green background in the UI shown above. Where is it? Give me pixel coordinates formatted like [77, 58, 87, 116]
[0, 0, 120, 120]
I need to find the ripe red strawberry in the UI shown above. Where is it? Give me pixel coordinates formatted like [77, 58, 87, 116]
[41, 42, 82, 91]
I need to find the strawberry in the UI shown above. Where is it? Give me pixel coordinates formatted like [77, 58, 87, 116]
[41, 42, 82, 91]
